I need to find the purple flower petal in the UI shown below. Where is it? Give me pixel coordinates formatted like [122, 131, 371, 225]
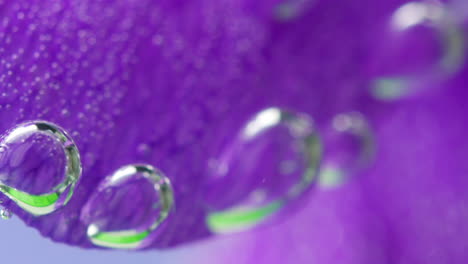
[0, 1, 467, 262]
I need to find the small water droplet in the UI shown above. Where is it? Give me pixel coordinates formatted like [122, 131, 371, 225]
[151, 35, 164, 46]
[136, 143, 152, 158]
[0, 121, 82, 216]
[81, 164, 174, 250]
[369, 1, 464, 100]
[274, 0, 314, 21]
[203, 108, 322, 233]
[318, 112, 375, 188]
[0, 207, 11, 220]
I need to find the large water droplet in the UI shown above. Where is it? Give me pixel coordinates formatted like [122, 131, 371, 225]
[81, 164, 174, 250]
[370, 1, 464, 100]
[318, 112, 375, 188]
[203, 108, 322, 233]
[0, 121, 82, 216]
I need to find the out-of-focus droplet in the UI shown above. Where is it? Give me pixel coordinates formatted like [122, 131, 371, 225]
[318, 112, 375, 188]
[274, 0, 315, 21]
[81, 164, 174, 250]
[0, 207, 12, 220]
[0, 121, 82, 216]
[370, 1, 465, 100]
[136, 143, 152, 159]
[203, 108, 322, 233]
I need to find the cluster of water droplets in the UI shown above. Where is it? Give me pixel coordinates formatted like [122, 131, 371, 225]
[0, 0, 463, 253]
[200, 107, 376, 234]
[0, 121, 175, 250]
[0, 109, 375, 246]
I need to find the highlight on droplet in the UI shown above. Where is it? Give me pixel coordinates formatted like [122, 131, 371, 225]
[203, 107, 322, 234]
[82, 164, 174, 250]
[0, 121, 82, 216]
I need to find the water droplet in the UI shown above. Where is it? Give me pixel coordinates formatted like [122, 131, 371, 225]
[318, 112, 375, 188]
[81, 164, 174, 250]
[203, 108, 322, 233]
[0, 207, 11, 220]
[151, 35, 164, 46]
[0, 121, 82, 216]
[369, 1, 464, 100]
[136, 143, 152, 158]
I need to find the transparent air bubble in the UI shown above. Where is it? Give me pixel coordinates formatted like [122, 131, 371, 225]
[203, 108, 322, 233]
[81, 164, 174, 250]
[0, 121, 82, 216]
[370, 1, 465, 100]
[318, 112, 375, 188]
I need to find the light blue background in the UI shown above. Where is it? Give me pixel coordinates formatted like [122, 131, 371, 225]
[0, 217, 204, 263]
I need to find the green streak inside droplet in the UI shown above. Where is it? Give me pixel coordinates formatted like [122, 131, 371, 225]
[319, 166, 345, 188]
[1, 186, 58, 208]
[372, 78, 409, 100]
[206, 200, 284, 232]
[92, 230, 150, 245]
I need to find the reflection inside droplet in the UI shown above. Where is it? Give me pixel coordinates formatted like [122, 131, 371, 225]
[370, 1, 464, 100]
[0, 121, 82, 216]
[81, 164, 174, 250]
[318, 112, 375, 188]
[203, 108, 321, 233]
